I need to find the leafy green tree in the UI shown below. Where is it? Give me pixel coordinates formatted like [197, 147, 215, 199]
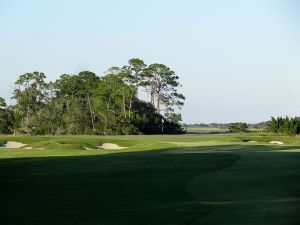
[78, 71, 99, 133]
[54, 72, 99, 134]
[228, 123, 248, 132]
[266, 117, 282, 133]
[164, 112, 182, 124]
[142, 63, 185, 114]
[93, 72, 136, 134]
[285, 117, 300, 137]
[33, 99, 65, 135]
[105, 67, 137, 119]
[13, 72, 47, 134]
[0, 98, 14, 134]
[122, 58, 147, 97]
[4, 59, 185, 135]
[0, 97, 6, 109]
[131, 101, 163, 134]
[266, 116, 300, 137]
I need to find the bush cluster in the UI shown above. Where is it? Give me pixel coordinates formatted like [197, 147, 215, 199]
[266, 117, 300, 137]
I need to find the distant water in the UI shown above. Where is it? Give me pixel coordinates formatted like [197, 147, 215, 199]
[186, 129, 230, 134]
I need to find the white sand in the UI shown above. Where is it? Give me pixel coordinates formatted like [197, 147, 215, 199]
[97, 143, 128, 150]
[247, 141, 257, 143]
[84, 143, 128, 150]
[0, 141, 27, 149]
[269, 141, 284, 145]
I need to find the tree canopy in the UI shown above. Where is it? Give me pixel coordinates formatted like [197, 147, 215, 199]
[266, 116, 300, 137]
[228, 122, 248, 133]
[1, 58, 185, 135]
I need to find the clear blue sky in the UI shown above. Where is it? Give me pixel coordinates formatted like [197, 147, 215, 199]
[0, 0, 299, 123]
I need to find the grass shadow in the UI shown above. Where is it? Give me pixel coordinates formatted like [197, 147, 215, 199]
[0, 143, 300, 225]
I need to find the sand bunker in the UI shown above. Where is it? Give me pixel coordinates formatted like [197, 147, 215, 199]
[97, 143, 128, 150]
[0, 141, 27, 149]
[84, 143, 128, 150]
[269, 141, 284, 145]
[247, 141, 257, 143]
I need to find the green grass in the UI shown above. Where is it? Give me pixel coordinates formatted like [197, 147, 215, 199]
[0, 134, 300, 225]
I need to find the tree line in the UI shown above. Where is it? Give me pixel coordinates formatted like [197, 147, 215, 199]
[183, 121, 266, 130]
[266, 116, 300, 137]
[0, 58, 185, 135]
